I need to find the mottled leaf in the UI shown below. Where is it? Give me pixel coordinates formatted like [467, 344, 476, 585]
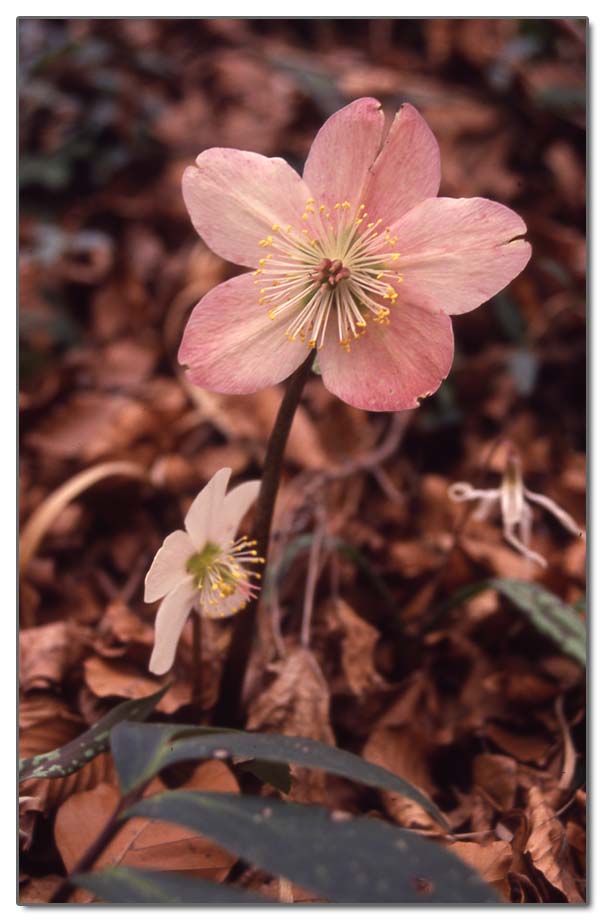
[125, 792, 497, 903]
[489, 579, 586, 667]
[19, 685, 170, 783]
[110, 723, 446, 827]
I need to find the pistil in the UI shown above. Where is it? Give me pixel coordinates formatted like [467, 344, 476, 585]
[255, 199, 403, 352]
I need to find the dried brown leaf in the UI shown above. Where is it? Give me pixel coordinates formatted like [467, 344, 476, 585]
[247, 648, 335, 803]
[19, 621, 92, 691]
[323, 597, 385, 697]
[525, 785, 584, 902]
[447, 840, 513, 901]
[54, 762, 238, 900]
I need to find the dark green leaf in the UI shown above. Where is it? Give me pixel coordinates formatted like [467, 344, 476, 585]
[19, 685, 171, 783]
[111, 723, 446, 827]
[125, 793, 497, 904]
[236, 757, 292, 794]
[108, 720, 292, 797]
[489, 579, 586, 667]
[74, 868, 270, 904]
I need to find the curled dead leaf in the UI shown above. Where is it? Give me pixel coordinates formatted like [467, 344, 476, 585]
[525, 785, 584, 902]
[247, 648, 335, 803]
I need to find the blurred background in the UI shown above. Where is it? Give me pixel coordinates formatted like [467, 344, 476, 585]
[19, 19, 586, 903]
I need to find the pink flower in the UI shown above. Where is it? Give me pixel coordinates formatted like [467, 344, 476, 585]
[179, 98, 531, 412]
[145, 468, 261, 674]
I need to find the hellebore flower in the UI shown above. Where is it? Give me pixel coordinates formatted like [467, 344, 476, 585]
[448, 448, 583, 568]
[145, 468, 262, 674]
[179, 98, 531, 411]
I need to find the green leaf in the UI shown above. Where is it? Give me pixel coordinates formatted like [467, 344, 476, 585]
[125, 792, 497, 904]
[489, 579, 586, 667]
[74, 868, 270, 904]
[19, 685, 171, 783]
[105, 720, 291, 797]
[236, 757, 292, 794]
[110, 723, 447, 827]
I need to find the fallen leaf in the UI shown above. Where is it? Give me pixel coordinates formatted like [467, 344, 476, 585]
[54, 762, 239, 896]
[26, 393, 155, 461]
[323, 597, 385, 697]
[19, 875, 64, 904]
[20, 621, 92, 691]
[473, 754, 518, 811]
[83, 655, 189, 715]
[247, 648, 335, 803]
[447, 841, 513, 901]
[525, 785, 584, 902]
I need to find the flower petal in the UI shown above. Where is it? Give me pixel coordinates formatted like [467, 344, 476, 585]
[182, 150, 312, 268]
[178, 272, 309, 394]
[197, 586, 249, 620]
[392, 197, 531, 315]
[184, 468, 232, 548]
[303, 98, 385, 207]
[318, 300, 453, 412]
[144, 529, 195, 603]
[363, 104, 440, 225]
[208, 480, 261, 547]
[149, 579, 197, 675]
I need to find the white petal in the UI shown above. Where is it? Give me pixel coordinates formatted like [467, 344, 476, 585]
[197, 586, 249, 620]
[144, 529, 195, 603]
[149, 579, 197, 675]
[184, 468, 232, 547]
[523, 488, 584, 537]
[208, 480, 261, 547]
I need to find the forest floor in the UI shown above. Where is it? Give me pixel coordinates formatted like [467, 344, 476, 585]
[19, 18, 586, 903]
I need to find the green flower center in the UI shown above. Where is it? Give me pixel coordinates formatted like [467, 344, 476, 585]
[186, 542, 239, 598]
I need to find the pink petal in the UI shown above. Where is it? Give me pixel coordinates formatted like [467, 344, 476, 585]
[182, 150, 312, 268]
[144, 529, 195, 603]
[392, 197, 531, 315]
[178, 272, 309, 394]
[184, 468, 232, 548]
[208, 480, 261, 547]
[149, 579, 197, 675]
[318, 300, 453, 412]
[363, 104, 440, 225]
[303, 98, 385, 207]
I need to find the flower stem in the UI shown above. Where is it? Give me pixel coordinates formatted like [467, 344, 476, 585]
[214, 352, 316, 727]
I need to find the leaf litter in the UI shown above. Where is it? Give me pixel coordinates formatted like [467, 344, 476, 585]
[19, 18, 585, 904]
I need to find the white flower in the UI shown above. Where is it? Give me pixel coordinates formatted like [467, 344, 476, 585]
[145, 468, 262, 674]
[448, 448, 583, 569]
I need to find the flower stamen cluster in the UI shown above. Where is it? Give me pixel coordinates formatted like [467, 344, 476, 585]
[255, 199, 400, 352]
[185, 536, 264, 615]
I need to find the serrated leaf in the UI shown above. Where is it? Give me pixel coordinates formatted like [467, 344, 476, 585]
[125, 792, 497, 904]
[74, 867, 270, 904]
[110, 723, 446, 827]
[489, 579, 586, 667]
[19, 685, 170, 783]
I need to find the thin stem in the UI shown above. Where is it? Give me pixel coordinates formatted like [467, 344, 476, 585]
[49, 784, 146, 903]
[213, 352, 316, 728]
[191, 611, 203, 722]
